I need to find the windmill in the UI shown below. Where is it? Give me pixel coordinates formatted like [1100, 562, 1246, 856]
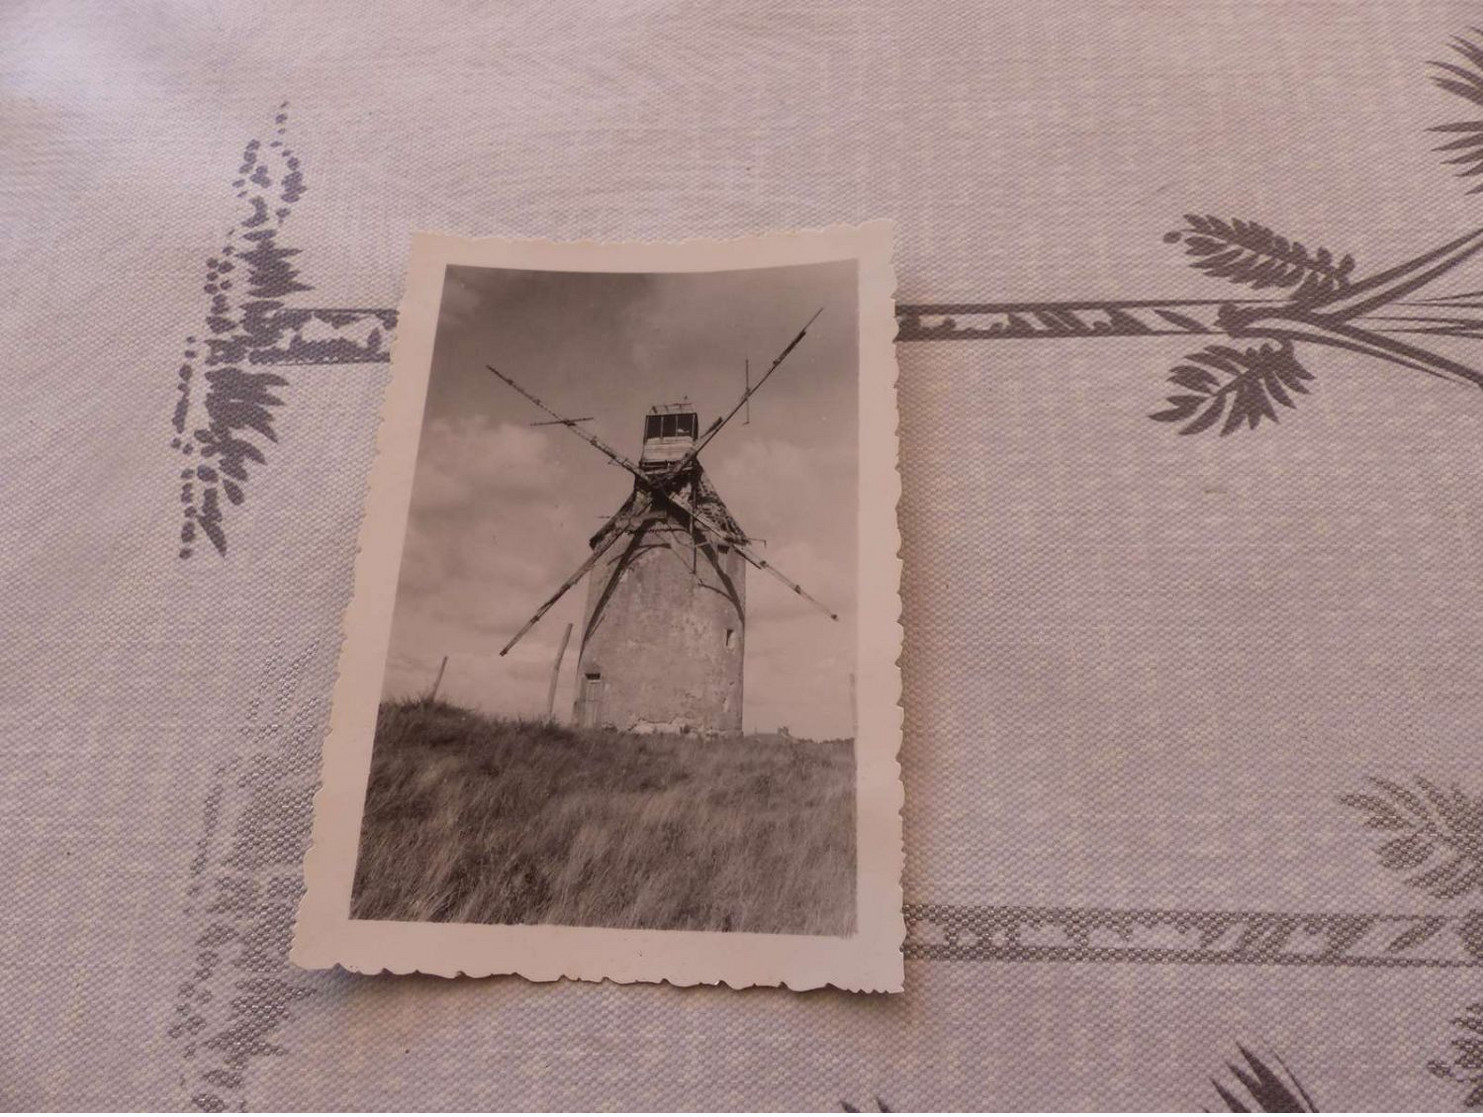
[486, 307, 836, 735]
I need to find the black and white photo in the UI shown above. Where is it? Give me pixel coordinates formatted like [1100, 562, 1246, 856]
[294, 225, 903, 990]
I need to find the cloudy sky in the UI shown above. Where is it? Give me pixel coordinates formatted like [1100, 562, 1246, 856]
[381, 259, 859, 739]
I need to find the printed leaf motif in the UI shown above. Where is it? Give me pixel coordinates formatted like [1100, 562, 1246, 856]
[1150, 342, 1315, 435]
[1431, 30, 1483, 192]
[1464, 910, 1483, 959]
[174, 105, 310, 559]
[1385, 916, 1446, 954]
[1164, 215, 1356, 298]
[1339, 777, 1483, 901]
[1428, 1002, 1483, 1109]
[1207, 1046, 1318, 1112]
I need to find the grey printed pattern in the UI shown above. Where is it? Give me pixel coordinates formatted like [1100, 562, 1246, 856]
[170, 107, 393, 559]
[903, 34, 1483, 437]
[1207, 1047, 1319, 1113]
[172, 106, 308, 558]
[1340, 777, 1483, 901]
[1427, 1002, 1483, 1110]
[170, 645, 335, 1112]
[148, 15, 1483, 1110]
[906, 904, 1483, 968]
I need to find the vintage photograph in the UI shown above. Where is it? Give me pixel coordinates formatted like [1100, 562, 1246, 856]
[356, 259, 859, 935]
[295, 226, 902, 990]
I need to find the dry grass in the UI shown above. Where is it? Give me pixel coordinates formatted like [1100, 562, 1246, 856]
[351, 699, 856, 935]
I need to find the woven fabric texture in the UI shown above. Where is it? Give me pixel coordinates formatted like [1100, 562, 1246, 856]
[1, 0, 1480, 1109]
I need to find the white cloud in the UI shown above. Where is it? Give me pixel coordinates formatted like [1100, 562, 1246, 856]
[384, 412, 597, 713]
[409, 414, 562, 517]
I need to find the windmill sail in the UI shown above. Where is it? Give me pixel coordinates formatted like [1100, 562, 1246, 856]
[486, 307, 837, 732]
[498, 496, 651, 656]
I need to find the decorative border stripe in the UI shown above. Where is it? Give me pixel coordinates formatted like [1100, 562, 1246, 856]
[905, 904, 1483, 968]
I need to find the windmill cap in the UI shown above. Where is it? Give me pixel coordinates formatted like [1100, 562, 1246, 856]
[641, 408, 699, 463]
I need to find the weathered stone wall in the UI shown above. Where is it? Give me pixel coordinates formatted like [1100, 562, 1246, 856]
[573, 519, 746, 735]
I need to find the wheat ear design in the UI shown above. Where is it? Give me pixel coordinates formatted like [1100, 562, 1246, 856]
[1430, 29, 1483, 190]
[1339, 776, 1483, 901]
[1151, 341, 1315, 436]
[1427, 1002, 1483, 1110]
[1165, 216, 1356, 300]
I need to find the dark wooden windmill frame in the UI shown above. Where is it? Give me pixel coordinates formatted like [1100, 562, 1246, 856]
[487, 305, 837, 658]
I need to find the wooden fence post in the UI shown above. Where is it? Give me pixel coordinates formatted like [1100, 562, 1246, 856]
[547, 623, 573, 721]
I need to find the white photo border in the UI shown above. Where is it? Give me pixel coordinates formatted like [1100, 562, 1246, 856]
[292, 223, 904, 992]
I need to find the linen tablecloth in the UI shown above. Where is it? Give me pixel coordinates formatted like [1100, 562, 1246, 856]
[3, 1, 1480, 1109]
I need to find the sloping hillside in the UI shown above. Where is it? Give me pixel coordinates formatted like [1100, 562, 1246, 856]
[351, 700, 856, 935]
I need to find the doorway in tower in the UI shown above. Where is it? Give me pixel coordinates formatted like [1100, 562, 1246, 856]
[577, 671, 605, 728]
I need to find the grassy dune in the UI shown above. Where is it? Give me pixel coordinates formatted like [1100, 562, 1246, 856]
[351, 700, 856, 935]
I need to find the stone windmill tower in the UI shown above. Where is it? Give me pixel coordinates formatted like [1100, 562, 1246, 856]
[488, 309, 835, 735]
